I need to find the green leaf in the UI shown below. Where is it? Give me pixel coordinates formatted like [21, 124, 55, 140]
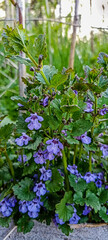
[99, 189, 108, 204]
[56, 191, 74, 222]
[11, 96, 28, 108]
[34, 34, 47, 59]
[50, 72, 68, 88]
[0, 183, 13, 201]
[65, 136, 79, 145]
[41, 193, 60, 210]
[25, 136, 42, 150]
[87, 182, 97, 194]
[10, 55, 32, 66]
[50, 99, 62, 120]
[71, 119, 93, 136]
[85, 190, 101, 213]
[58, 223, 73, 236]
[36, 65, 58, 84]
[0, 217, 11, 228]
[73, 192, 85, 206]
[48, 116, 60, 130]
[2, 24, 28, 54]
[98, 75, 108, 88]
[69, 175, 87, 192]
[0, 123, 14, 140]
[13, 177, 35, 201]
[22, 162, 37, 176]
[73, 82, 88, 92]
[17, 215, 34, 234]
[61, 105, 80, 113]
[45, 169, 64, 192]
[99, 206, 108, 223]
[16, 116, 27, 133]
[0, 166, 12, 181]
[86, 83, 102, 94]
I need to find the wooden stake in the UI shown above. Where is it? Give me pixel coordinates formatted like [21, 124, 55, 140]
[16, 0, 26, 97]
[69, 0, 79, 69]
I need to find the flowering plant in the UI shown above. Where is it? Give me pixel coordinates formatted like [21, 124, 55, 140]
[0, 24, 108, 236]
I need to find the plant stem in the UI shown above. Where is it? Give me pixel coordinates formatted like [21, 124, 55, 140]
[89, 151, 92, 172]
[62, 149, 69, 191]
[4, 150, 15, 182]
[26, 50, 38, 67]
[73, 144, 77, 165]
[46, 160, 50, 170]
[79, 142, 83, 160]
[89, 96, 97, 173]
[95, 95, 97, 115]
[40, 70, 50, 86]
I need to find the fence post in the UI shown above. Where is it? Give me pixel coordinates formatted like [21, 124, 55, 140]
[69, 0, 79, 69]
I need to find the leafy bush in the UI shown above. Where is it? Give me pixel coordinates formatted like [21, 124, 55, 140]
[0, 24, 108, 236]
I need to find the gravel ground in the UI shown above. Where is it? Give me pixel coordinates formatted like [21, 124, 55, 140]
[0, 221, 108, 240]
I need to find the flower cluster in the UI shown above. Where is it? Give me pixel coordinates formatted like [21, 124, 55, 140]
[69, 205, 80, 224]
[39, 166, 52, 181]
[100, 144, 108, 158]
[15, 133, 31, 146]
[0, 196, 17, 217]
[33, 182, 47, 197]
[76, 132, 91, 145]
[54, 214, 65, 226]
[19, 198, 42, 219]
[33, 149, 47, 164]
[83, 204, 92, 215]
[46, 138, 63, 156]
[99, 107, 108, 116]
[67, 164, 103, 188]
[84, 101, 93, 113]
[33, 138, 63, 164]
[25, 113, 43, 130]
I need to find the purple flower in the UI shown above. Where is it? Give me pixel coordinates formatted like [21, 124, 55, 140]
[0, 196, 16, 217]
[105, 185, 108, 189]
[69, 213, 80, 224]
[25, 113, 43, 130]
[17, 103, 24, 107]
[8, 196, 17, 208]
[33, 182, 47, 197]
[17, 155, 28, 163]
[81, 132, 91, 145]
[33, 149, 46, 164]
[97, 52, 108, 64]
[15, 132, 31, 146]
[61, 130, 67, 137]
[44, 151, 55, 161]
[54, 214, 65, 225]
[99, 108, 108, 116]
[100, 144, 108, 158]
[28, 211, 39, 218]
[96, 172, 104, 180]
[39, 166, 52, 181]
[84, 102, 93, 113]
[19, 200, 28, 213]
[67, 164, 78, 175]
[95, 180, 102, 188]
[28, 198, 40, 212]
[84, 172, 97, 183]
[46, 138, 63, 156]
[43, 97, 49, 107]
[73, 90, 78, 95]
[83, 204, 92, 215]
